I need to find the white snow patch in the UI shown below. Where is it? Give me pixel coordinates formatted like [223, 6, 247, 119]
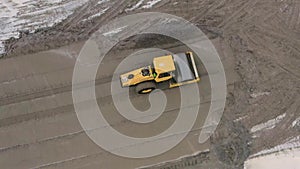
[161, 18, 179, 24]
[0, 0, 88, 54]
[141, 0, 162, 9]
[250, 91, 270, 98]
[125, 0, 144, 12]
[244, 147, 300, 169]
[250, 113, 286, 133]
[234, 115, 248, 122]
[292, 117, 300, 127]
[82, 7, 109, 21]
[0, 42, 5, 56]
[103, 26, 127, 37]
[251, 136, 300, 157]
[98, 0, 110, 4]
[1, 79, 17, 85]
[46, 0, 63, 4]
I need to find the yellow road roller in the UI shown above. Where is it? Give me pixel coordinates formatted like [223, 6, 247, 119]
[120, 52, 200, 94]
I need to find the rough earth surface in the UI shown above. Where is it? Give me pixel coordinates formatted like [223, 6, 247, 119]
[0, 0, 299, 169]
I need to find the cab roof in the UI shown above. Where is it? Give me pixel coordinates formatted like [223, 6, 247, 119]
[153, 55, 175, 73]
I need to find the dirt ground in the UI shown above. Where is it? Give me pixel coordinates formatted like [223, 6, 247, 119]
[0, 0, 299, 169]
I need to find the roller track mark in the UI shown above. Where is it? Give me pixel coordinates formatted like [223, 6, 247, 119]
[190, 0, 226, 23]
[0, 41, 202, 106]
[0, 76, 110, 107]
[84, 0, 130, 36]
[242, 30, 272, 54]
[259, 4, 281, 25]
[276, 63, 300, 80]
[32, 153, 98, 169]
[54, 0, 114, 41]
[157, 1, 194, 21]
[183, 0, 213, 19]
[264, 14, 292, 37]
[271, 9, 300, 33]
[0, 65, 74, 95]
[218, 0, 258, 29]
[56, 1, 96, 32]
[246, 27, 300, 79]
[0, 101, 209, 154]
[287, 0, 299, 29]
[255, 24, 300, 51]
[297, 3, 300, 27]
[5, 119, 213, 169]
[0, 129, 85, 153]
[0, 68, 231, 156]
[0, 70, 214, 129]
[0, 104, 74, 128]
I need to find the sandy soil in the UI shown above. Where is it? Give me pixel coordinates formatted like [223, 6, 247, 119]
[0, 0, 299, 169]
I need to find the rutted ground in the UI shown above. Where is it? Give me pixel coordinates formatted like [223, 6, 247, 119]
[0, 0, 299, 169]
